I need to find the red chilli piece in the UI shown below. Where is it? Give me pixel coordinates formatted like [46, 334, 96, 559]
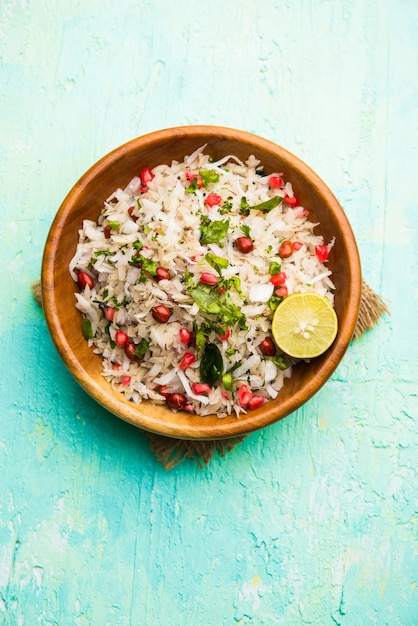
[238, 383, 252, 408]
[283, 195, 298, 207]
[104, 225, 112, 238]
[114, 330, 129, 347]
[121, 375, 131, 387]
[200, 272, 219, 286]
[140, 167, 154, 186]
[268, 175, 283, 189]
[179, 352, 196, 370]
[292, 241, 303, 251]
[77, 271, 94, 289]
[204, 193, 222, 207]
[315, 245, 329, 262]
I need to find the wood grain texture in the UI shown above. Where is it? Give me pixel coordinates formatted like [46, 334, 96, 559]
[1, 1, 417, 624]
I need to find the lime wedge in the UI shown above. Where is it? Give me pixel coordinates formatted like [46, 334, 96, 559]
[272, 292, 338, 359]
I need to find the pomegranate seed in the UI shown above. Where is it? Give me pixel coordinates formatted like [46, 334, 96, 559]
[103, 306, 115, 321]
[185, 404, 194, 412]
[278, 240, 293, 258]
[155, 267, 170, 282]
[121, 375, 131, 386]
[235, 236, 254, 254]
[269, 175, 283, 188]
[275, 286, 288, 298]
[270, 272, 287, 287]
[128, 206, 139, 222]
[221, 391, 229, 399]
[104, 225, 112, 238]
[77, 271, 94, 289]
[112, 363, 121, 370]
[166, 393, 187, 410]
[248, 395, 265, 409]
[204, 193, 222, 207]
[238, 384, 252, 408]
[152, 305, 171, 323]
[114, 330, 129, 347]
[179, 352, 196, 370]
[259, 337, 276, 356]
[158, 385, 171, 398]
[200, 272, 219, 286]
[124, 342, 139, 361]
[216, 286, 226, 293]
[296, 209, 309, 217]
[179, 328, 192, 345]
[283, 195, 298, 207]
[191, 383, 211, 394]
[140, 167, 154, 186]
[292, 241, 303, 251]
[315, 245, 329, 262]
[218, 328, 230, 341]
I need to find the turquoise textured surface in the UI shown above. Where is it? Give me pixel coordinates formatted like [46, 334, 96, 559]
[1, 1, 417, 624]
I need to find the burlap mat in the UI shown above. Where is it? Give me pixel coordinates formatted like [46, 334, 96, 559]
[31, 279, 388, 470]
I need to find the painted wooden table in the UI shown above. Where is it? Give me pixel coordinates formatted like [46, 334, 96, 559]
[1, 1, 417, 624]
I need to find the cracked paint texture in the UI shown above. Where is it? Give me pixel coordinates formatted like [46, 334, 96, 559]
[0, 0, 417, 624]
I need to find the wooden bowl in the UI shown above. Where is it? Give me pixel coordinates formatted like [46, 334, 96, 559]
[41, 126, 361, 440]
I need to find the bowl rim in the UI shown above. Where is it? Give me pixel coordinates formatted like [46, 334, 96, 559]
[41, 125, 362, 440]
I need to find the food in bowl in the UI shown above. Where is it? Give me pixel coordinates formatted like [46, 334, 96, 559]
[69, 144, 337, 417]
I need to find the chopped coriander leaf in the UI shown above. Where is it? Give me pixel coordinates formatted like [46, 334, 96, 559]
[134, 339, 150, 359]
[132, 240, 144, 250]
[188, 284, 247, 330]
[199, 169, 220, 187]
[239, 196, 250, 216]
[205, 252, 229, 275]
[185, 176, 199, 194]
[224, 275, 245, 300]
[240, 224, 251, 238]
[220, 196, 233, 214]
[184, 269, 195, 290]
[106, 220, 120, 230]
[200, 216, 230, 245]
